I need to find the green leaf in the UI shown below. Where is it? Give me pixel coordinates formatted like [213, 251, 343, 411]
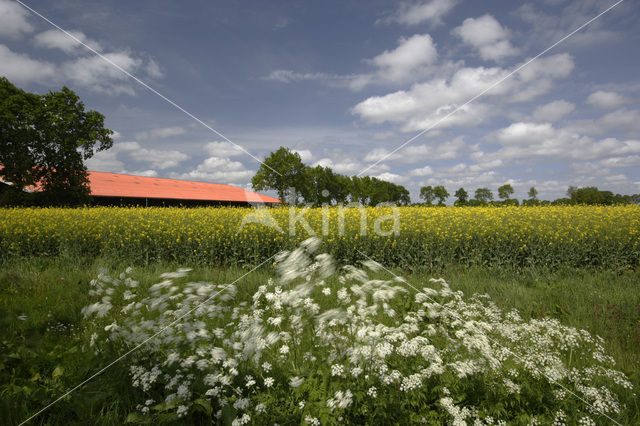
[194, 398, 212, 416]
[52, 365, 64, 377]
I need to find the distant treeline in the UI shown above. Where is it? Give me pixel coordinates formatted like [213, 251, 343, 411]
[252, 147, 640, 207]
[251, 147, 410, 206]
[419, 184, 640, 206]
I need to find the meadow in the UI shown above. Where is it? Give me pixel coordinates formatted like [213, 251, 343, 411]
[1, 205, 639, 425]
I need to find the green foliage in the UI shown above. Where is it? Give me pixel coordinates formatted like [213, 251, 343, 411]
[251, 146, 307, 203]
[433, 185, 449, 205]
[474, 188, 493, 203]
[419, 185, 435, 205]
[497, 184, 514, 200]
[0, 78, 113, 206]
[528, 187, 538, 200]
[454, 187, 468, 206]
[252, 147, 410, 206]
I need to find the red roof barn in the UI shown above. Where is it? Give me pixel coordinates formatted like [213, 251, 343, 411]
[86, 171, 280, 206]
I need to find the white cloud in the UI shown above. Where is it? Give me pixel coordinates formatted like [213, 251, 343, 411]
[312, 158, 362, 175]
[388, 0, 458, 26]
[85, 150, 125, 173]
[126, 145, 189, 170]
[480, 122, 640, 163]
[533, 100, 575, 122]
[369, 34, 437, 83]
[586, 90, 629, 109]
[453, 14, 518, 61]
[263, 70, 328, 83]
[93, 141, 189, 170]
[363, 136, 466, 164]
[204, 141, 245, 157]
[0, 45, 58, 84]
[33, 29, 102, 54]
[1, 27, 163, 94]
[0, 0, 33, 38]
[292, 149, 313, 163]
[177, 156, 254, 185]
[566, 109, 640, 136]
[410, 165, 433, 176]
[375, 172, 407, 184]
[353, 54, 574, 132]
[135, 126, 186, 140]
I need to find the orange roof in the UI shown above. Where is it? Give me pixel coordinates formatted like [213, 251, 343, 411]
[87, 171, 280, 203]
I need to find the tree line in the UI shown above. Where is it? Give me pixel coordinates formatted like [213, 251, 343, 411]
[419, 184, 640, 206]
[251, 147, 411, 206]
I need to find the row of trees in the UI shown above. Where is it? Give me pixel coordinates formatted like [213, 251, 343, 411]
[251, 147, 411, 206]
[420, 184, 640, 206]
[0, 78, 113, 206]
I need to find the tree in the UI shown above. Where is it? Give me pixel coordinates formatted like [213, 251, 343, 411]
[498, 184, 514, 200]
[0, 78, 113, 205]
[433, 185, 449, 206]
[474, 187, 493, 203]
[567, 186, 577, 199]
[454, 187, 468, 206]
[419, 185, 435, 205]
[251, 147, 306, 203]
[528, 187, 538, 200]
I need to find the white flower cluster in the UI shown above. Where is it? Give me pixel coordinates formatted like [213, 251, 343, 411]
[83, 238, 633, 424]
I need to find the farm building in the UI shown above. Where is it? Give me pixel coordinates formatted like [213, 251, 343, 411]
[0, 170, 281, 207]
[87, 171, 281, 206]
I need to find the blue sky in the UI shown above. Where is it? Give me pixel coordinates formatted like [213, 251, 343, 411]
[1, 0, 639, 201]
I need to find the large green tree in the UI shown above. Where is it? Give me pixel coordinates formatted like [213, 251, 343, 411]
[497, 184, 514, 200]
[0, 78, 113, 205]
[419, 185, 435, 205]
[433, 185, 449, 206]
[251, 146, 306, 203]
[474, 187, 493, 203]
[454, 187, 468, 206]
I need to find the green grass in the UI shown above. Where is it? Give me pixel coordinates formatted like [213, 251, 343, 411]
[1, 256, 639, 424]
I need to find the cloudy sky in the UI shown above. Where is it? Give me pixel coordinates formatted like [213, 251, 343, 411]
[1, 0, 639, 201]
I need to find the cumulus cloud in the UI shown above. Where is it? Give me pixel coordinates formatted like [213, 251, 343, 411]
[0, 45, 57, 84]
[586, 90, 630, 109]
[177, 156, 254, 185]
[533, 100, 575, 122]
[410, 165, 433, 176]
[264, 33, 445, 90]
[369, 34, 438, 82]
[89, 141, 189, 171]
[292, 149, 313, 163]
[0, 25, 163, 94]
[478, 122, 640, 163]
[135, 126, 186, 140]
[453, 14, 518, 61]
[204, 141, 245, 157]
[364, 137, 466, 164]
[0, 0, 33, 38]
[386, 0, 458, 27]
[352, 54, 574, 132]
[33, 29, 102, 54]
[375, 172, 407, 184]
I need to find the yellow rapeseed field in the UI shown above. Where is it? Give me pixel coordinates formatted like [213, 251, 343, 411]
[1, 205, 638, 268]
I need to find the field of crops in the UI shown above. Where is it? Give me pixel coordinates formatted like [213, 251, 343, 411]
[1, 205, 639, 269]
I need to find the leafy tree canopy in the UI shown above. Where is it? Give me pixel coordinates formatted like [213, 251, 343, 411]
[0, 78, 113, 205]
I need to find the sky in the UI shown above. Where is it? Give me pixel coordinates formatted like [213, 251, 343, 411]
[1, 0, 639, 202]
